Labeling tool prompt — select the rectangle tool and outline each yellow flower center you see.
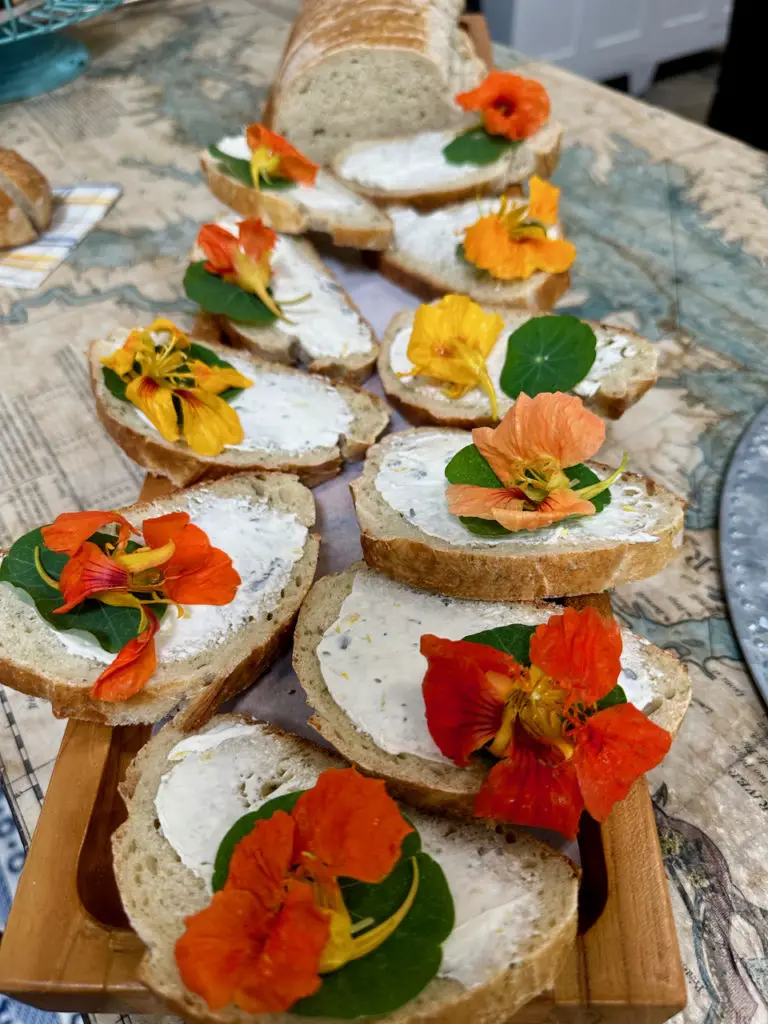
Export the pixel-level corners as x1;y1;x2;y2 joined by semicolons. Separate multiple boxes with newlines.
249;145;282;188
314;859;420;974
487;667;574;760
496;195;548;242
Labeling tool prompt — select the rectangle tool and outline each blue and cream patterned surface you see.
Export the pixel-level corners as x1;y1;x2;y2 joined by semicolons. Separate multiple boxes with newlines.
1;1;768;1022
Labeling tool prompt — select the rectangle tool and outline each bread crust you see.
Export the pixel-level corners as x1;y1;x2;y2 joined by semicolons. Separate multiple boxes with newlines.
201;159;393;251
350;429;686;601
0;148;53;248
376;311;660;427
89;338;389;487
0;475;320;726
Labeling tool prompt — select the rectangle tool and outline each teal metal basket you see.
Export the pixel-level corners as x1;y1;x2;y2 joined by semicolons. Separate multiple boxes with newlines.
0;0;122;103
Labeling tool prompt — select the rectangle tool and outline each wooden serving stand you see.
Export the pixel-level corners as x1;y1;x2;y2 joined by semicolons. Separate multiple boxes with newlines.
0;473;686;1022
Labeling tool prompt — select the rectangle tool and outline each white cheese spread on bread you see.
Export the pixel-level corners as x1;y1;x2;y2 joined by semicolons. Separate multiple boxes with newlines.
315;571;659;763
374;430;662;548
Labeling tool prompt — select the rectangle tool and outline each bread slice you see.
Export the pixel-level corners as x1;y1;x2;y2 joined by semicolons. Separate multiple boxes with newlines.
0;474;319;727
190;218;379;384
378;310;659;427
113;714;579;1024
292;565;691;816
201;140;393;250
90;333;390;488
331;122;562;211
379;198;570;310
270;0;485;165
350;428;686;601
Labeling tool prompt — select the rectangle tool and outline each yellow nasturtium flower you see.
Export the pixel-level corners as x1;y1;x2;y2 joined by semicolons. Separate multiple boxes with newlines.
400;294;504;418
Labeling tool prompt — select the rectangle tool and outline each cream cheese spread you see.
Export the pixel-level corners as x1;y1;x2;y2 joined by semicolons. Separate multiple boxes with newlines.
316;571;658;765
337;132;509;191
154;719;559;991
13;494;308;666
388;317;638;410
374;430;662;549
212;133;372;213
201;216;375;359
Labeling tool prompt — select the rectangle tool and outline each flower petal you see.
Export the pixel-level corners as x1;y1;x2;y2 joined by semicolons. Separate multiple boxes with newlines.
238;218;278;264
292;768;412;884
529;606;622;706
407;295;503;388
197;223;238;275
464;214;538;279
226;810;296;907
90;610;159;702
42;511;137;556
161;523;241;605
141;511;191;549
445;483;525;520
527;176;560;226
421;634;520;765
455;72;550;141
175;388;244;456
530;237;577;274
245;124;319;186
574;703;671;822
191;361;253;394
476;392;606;469
55;541;130;612
101;330;152;379
492;489;596;532
474;727;584;838
126;376;180;444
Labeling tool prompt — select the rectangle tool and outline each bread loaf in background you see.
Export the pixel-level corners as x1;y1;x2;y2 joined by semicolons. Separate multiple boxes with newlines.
0;149;53;249
270;0;486;165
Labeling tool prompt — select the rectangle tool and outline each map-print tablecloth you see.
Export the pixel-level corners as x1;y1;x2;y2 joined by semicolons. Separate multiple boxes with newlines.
1;2;768;1023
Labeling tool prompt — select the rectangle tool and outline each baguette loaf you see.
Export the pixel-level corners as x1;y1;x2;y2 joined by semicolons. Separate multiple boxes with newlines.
0;474;319;726
292;565;691;816
379;198;570;310
190;219;379;383
332;122;562;210
379;309;658;427
113;714;579;1024
0;148;53;249
270;0;485;165
351;428;685;601
90;334;389;488
201;141;393;250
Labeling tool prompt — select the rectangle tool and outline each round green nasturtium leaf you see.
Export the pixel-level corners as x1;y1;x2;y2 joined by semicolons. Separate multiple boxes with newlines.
565;462;612;514
0;529;166;653
595;684;628;712
208;145;253;187
500;315;597;399
183;261;278;326
212;792;454;1020
442;127;520;166
462;623;536;664
103;366;128;401
260;175;297;191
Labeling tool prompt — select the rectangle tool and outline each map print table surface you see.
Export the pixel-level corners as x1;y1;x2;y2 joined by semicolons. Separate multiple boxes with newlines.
1;3;768;1024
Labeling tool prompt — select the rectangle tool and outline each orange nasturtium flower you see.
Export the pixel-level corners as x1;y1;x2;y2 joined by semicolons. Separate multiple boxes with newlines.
455;71;550;141
197;217;287;320
421;607;672;838
38;510;241;702
401;295;505;419
245;122;319;188
176;769;416;1014
446;391;627;532
463;176;576;280
101;318;253;458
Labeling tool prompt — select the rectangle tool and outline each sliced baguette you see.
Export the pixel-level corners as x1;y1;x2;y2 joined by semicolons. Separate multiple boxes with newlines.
351;428;686;601
0;474;319;726
90;334;389;488
113;714;579;1024
379;198;570;310
378;310;658;427
331;122;562;211
292;565;691;817
201;145;393;250
190;220;379;384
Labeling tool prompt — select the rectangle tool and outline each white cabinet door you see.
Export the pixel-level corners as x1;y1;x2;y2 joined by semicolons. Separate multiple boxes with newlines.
648;0;727;61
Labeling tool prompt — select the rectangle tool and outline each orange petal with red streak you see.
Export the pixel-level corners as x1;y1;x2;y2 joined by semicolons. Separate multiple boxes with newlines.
445;483;526;520
573;703;671;822
42;511;136;556
55;541;129;613
492;489;595;532
421;634;521;766
474;728;584;838
455;72;550;141
292;768;412;884
529;606;622;705
91;611;159;702
198;223;238;274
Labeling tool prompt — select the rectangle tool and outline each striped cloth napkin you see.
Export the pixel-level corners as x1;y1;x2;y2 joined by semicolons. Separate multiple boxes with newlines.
0;184;121;290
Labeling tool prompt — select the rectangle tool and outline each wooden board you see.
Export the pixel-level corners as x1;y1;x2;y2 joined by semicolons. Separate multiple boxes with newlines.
0;483;686;1021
